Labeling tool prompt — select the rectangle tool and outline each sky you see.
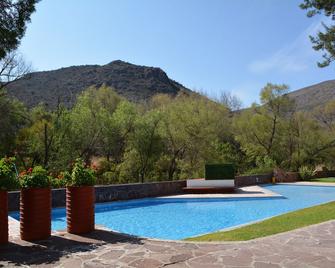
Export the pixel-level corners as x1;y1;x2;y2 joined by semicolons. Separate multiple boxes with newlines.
19;0;334;107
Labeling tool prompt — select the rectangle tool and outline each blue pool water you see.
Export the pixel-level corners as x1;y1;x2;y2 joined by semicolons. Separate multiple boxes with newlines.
10;184;335;240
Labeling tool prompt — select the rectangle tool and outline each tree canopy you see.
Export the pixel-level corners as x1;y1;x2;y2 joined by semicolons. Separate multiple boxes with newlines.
300;0;335;67
0;0;39;60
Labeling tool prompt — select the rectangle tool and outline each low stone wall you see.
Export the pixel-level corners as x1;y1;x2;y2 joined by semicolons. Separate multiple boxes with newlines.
235;173;273;187
313;170;335;178
8;180;186;212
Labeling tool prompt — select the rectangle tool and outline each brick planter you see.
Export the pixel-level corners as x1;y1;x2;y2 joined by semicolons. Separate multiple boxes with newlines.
66;186;95;234
0;191;8;244
20;188;51;241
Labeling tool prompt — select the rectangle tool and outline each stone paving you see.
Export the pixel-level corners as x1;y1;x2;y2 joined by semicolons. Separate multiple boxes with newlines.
1;220;335;267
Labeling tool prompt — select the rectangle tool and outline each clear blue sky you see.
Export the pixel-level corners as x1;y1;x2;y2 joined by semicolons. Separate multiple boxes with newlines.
19;0;334;107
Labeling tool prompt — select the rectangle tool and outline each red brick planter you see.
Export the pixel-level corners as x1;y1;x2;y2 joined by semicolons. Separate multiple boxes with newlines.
66;186;95;234
20;188;51;241
0;190;8;244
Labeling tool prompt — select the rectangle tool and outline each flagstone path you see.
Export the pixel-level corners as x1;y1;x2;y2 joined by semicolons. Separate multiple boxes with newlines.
1;220;335;267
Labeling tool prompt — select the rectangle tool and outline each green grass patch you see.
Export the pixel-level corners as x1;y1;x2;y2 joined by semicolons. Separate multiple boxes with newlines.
310;177;335;183
185;201;335;242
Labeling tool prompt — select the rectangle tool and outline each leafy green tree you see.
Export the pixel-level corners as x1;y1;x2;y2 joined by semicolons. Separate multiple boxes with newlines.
151;93;232;180
122;110;163;183
0;93;27;156
15;103;67;170
0;0;39;60
300;0;335;67
100;100;137;163
234;83;294;168
66;86;123;163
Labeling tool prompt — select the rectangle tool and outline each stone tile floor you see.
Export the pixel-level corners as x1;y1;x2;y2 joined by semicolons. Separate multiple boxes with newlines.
1;220;335;267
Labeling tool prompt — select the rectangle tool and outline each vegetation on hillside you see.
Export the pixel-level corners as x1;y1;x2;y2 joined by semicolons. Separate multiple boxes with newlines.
2;82;335;185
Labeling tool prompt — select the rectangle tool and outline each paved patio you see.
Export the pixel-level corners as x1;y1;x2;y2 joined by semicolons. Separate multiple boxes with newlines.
1;220;335;267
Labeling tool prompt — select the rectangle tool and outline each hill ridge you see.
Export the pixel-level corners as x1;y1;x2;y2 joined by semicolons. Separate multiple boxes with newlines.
7;60;190;109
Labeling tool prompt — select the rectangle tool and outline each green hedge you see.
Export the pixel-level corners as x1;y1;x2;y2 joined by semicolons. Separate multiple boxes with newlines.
205;164;235;180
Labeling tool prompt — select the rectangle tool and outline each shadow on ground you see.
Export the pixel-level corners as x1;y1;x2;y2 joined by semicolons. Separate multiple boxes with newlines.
0;229;144;267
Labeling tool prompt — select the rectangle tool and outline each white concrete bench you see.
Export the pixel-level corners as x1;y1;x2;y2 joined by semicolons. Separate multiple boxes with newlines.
186;178;235;188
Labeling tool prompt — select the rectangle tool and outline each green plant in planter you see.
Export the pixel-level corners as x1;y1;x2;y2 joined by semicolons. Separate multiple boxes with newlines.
0;157;18;191
20;166;50;189
51;171;71;188
68;159;96;187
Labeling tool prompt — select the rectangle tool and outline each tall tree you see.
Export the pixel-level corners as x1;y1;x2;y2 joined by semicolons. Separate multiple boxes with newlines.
234;83;294;166
0;0;39;60
0;93;27;155
300;0;335;67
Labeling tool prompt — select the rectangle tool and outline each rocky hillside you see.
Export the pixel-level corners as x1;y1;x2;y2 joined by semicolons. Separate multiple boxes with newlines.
6;60;190;109
286;80;335;111
6;59;335;111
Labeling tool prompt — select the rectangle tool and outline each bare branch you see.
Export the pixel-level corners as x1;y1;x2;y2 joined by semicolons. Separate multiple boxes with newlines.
0;51;32;90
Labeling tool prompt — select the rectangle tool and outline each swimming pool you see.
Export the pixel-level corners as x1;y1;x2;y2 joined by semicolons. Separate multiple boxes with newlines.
10;184;335;240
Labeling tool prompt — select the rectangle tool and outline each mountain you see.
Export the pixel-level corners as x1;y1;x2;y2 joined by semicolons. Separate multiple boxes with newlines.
6;60;191;109
286;80;335;111
6;59;335;111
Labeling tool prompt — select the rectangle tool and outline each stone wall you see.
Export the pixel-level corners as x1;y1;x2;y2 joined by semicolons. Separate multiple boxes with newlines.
273;169;300;182
8;180;186;212
313;170;335;178
235;173;273;187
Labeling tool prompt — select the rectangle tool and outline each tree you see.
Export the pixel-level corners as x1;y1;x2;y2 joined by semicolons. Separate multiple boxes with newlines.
150;93;232;180
127;111;163;183
234;83;294;167
218;92;242;111
300;0;335;67
0;0;39;60
100;100;137;163
0;93;27;156
65;86;123;163
16;103;67;170
0;51;31;91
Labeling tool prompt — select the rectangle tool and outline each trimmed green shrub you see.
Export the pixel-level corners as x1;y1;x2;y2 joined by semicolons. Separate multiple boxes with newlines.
205;164;235;180
20;166;50;189
299;166;315;181
0;157;18;191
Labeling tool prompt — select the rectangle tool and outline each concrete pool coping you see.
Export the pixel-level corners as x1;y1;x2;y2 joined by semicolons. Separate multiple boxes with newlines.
160;185;282;199
278;181;335;187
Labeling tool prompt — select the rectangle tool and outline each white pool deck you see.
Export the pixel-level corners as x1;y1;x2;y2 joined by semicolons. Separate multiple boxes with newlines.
163;185;282;199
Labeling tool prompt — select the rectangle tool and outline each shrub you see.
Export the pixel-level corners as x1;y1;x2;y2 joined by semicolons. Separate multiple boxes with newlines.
100;171;118;184
0;157;19;191
67;159;96;187
20;166;50;189
93;158;111;176
243;156;276;175
299;166;315;181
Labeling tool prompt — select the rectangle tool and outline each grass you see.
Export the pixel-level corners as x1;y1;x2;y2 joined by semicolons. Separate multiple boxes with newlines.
185;201;335;242
310;177;335;183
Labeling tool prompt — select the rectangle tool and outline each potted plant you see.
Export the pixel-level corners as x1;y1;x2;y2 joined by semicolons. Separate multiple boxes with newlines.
19;166;51;241
66;159;96;234
0;157;18;244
